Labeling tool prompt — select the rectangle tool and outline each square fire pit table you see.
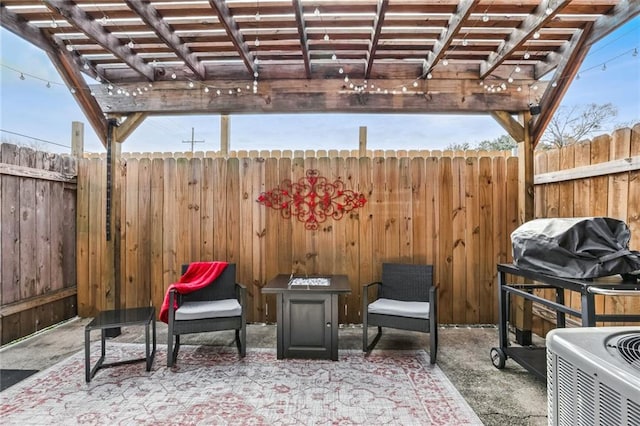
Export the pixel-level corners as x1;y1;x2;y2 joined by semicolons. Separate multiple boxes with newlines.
84;307;156;382
263;275;351;360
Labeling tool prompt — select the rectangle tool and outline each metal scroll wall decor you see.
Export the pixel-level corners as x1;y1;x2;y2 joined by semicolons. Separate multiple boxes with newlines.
257;169;367;230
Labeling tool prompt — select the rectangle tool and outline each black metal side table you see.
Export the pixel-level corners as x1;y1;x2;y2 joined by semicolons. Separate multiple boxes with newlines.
84;306;156;382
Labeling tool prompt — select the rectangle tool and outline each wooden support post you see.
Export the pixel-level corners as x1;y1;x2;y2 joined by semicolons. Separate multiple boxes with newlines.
105;119;123;329
514;110;535;345
71;121;84;157
220;114;230;155
359;126;367;157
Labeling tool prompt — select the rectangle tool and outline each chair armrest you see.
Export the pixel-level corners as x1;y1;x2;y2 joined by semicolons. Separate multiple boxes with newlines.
362;281;382;306
168;289;178;323
429;285;438;322
235;282;246;307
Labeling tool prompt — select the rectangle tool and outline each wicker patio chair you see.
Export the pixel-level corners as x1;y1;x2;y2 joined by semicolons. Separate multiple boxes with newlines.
166;263;246;367
362;263;438;364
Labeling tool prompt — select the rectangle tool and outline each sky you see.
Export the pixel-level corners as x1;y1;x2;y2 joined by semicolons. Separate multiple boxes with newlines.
1;17;638;155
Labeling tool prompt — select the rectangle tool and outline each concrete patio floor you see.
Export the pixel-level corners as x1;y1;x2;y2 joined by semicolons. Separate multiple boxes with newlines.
0;318;547;425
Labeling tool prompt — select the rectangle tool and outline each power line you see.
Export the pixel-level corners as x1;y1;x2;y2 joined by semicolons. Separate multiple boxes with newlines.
0;128;71;148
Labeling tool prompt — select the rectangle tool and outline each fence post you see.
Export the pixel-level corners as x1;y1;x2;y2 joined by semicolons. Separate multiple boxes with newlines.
221;114;230;156
71;121;84;157
359;126;367;157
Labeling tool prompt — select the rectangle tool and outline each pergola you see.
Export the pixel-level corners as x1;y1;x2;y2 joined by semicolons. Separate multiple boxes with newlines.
3;0;637;223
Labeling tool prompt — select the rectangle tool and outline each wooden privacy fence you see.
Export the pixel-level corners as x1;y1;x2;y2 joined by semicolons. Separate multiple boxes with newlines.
533;124;640;333
77;152;520;325
0;144;77;345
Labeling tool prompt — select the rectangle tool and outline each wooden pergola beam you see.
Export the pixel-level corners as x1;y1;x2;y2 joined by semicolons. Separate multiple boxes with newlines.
422;0;477;77
47;48;108;146
479;0;569;79
43;0;155;82
531;24;593;145
91;78;534;115
585;0;640;47
125;0;205;80
292;0;311;79
491;111;524;142
113;113;148;143
364;0;389;80
0;4;54;54
208;0;256;77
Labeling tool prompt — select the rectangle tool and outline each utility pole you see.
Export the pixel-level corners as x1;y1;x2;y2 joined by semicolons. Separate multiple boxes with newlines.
182;127;205;152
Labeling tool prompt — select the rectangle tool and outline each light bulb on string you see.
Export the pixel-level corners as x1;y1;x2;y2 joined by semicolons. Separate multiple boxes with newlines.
188;81;194;88
339;67;344;74
413;81;418;87
331;53;337;61
482;13;489;22
633;48;638;57
523;52;530;60
462;39;468;47
19;73;25;80
508;77;514;83
442;59;449;66
551;81;557;87
344;75;349;82
254;71;259;78
70;88;76;94
50;19;58;28
101;16;108;25
533;31;540;39
66;44;74;52
515;66;521;73
171;72;177;79
128;40;135;48
83;63;90;70
255;12;260;21
324;33;330;41
46;82;51;88
108;84;113;90
204;87;210;93
427;73;432;79
255;37;260;47
216;89;221;95
314;8;320;16
602;63;607;71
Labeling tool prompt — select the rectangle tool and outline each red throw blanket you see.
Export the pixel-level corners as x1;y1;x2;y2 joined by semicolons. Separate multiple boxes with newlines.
159;261;228;323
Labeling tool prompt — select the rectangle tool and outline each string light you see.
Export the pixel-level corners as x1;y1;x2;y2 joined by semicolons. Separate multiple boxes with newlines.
324;33;330;41
19;73;25;80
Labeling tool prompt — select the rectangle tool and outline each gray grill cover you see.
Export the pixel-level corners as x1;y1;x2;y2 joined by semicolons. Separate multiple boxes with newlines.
511;217;640;278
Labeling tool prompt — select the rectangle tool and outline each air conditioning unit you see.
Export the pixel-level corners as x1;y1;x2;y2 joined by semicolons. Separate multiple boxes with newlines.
547;327;640;426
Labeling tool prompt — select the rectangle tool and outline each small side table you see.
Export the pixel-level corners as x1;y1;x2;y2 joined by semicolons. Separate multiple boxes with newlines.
85;307;156;382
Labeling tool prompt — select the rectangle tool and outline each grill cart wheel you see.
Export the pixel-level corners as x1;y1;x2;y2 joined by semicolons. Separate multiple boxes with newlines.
490;347;506;369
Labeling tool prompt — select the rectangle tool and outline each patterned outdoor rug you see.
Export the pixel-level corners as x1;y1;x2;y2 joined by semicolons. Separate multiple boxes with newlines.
0;343;482;425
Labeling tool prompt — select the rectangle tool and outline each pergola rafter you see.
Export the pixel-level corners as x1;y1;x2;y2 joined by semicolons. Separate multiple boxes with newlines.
43;0;155;82
1;0;637;147
208;0;256;77
479;0;570;80
124;0;206;80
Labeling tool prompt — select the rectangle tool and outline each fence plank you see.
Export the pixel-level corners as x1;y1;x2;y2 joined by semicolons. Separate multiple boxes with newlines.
451;157;466;324
150;158;165;311
125;159;139;309
138;158;152;307
438;157;453;324
465;157;480;324
607;129;631;325
478;157;494;323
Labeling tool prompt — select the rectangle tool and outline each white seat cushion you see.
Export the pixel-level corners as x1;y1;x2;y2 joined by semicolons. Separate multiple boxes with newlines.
368;298;430;319
175;299;242;321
